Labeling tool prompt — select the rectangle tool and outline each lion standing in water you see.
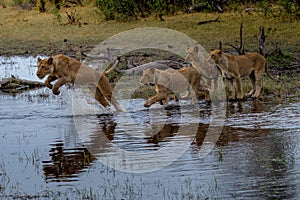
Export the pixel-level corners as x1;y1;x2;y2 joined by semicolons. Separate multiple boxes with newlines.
36;54;123;111
210;49;278;100
140;66;201;107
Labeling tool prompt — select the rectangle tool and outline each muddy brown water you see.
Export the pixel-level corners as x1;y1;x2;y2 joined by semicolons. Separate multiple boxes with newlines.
0;56;300;199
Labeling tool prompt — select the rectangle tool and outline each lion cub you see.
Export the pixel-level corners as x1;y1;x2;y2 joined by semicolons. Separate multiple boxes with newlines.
210;49;277;100
36;54;123;111
140;67;201;107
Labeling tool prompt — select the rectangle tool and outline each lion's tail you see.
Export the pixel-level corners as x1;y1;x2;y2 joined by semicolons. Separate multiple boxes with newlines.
104;57;120;75
265;63;279;81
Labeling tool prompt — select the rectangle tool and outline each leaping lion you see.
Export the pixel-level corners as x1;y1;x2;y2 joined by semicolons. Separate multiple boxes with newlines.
36;54;123;111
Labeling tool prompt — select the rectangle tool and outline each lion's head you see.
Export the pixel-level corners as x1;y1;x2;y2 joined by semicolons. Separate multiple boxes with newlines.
140;68;155;86
36;57;54;79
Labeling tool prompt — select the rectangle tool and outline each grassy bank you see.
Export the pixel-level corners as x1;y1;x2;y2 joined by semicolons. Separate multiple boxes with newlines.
0;2;300;98
0;3;300;57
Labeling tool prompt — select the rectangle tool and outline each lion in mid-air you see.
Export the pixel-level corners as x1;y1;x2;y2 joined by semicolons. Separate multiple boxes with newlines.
140;66;201;107
209;49;278;100
36;54;123;111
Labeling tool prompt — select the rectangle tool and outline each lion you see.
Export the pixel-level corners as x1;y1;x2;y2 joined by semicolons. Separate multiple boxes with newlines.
209;49;277;100
185;46;221;101
140;66;201;107
36;54;123;111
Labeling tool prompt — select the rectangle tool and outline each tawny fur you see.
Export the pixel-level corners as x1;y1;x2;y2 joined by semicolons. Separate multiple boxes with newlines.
210;49;277;100
140;67;201;107
36;54;123;111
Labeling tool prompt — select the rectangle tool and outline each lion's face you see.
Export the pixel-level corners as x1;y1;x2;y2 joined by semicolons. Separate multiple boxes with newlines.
36;57;54;79
140;68;155;86
209;49;224;64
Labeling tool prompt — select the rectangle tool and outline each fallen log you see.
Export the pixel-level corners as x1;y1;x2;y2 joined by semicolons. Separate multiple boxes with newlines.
0;76;45;93
197;17;220;25
115;60;186;75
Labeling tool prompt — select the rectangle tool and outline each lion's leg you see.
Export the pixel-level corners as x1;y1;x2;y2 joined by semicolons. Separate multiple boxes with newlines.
235;76;243;100
252;72;263;99
93;87;110;108
246;72;256;97
110;96;123;112
167;93;178;104
52;77;70;95
227;79;235;100
95;86;123;111
144;93;168;107
45;74;58;89
95;77;123;111
190;83;199;104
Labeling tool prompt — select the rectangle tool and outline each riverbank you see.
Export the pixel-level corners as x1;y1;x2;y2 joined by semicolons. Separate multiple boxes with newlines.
1;3;300;99
1;4;300;57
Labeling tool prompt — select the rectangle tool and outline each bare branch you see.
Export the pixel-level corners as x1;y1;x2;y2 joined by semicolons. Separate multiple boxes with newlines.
258;26;266;56
197;17;220;25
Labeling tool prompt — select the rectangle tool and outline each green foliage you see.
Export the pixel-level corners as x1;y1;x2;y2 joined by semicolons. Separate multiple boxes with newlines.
278;0;300;19
246;0;300;20
95;0;193;21
52;7;62;24
95;0;139;20
256;1;275;17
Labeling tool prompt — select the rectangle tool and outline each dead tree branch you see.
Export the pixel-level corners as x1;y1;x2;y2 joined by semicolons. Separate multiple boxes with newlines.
259;26;266;56
197;17;220;25
0;76;45;93
226;23;244;55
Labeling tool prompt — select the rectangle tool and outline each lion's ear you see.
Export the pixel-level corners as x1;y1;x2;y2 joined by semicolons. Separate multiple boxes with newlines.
210;48;215;52
48;57;53;65
218;50;224;55
37;57;42;63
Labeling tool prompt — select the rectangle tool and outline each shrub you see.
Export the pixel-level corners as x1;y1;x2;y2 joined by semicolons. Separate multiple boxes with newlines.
95;0;193;21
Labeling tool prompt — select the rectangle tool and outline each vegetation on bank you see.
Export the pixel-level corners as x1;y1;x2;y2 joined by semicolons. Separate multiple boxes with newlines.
3;0;300;21
1;2;300;56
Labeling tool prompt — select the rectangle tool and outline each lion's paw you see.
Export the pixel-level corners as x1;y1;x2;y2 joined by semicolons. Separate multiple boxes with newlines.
52;89;60;95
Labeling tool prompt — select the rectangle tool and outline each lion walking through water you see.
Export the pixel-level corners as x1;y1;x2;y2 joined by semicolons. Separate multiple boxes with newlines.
140;66;201;107
209;49;278;100
36;54;123;112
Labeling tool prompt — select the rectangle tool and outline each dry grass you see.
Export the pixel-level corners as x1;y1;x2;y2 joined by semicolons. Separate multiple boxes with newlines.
0;2;299;98
0;2;300;56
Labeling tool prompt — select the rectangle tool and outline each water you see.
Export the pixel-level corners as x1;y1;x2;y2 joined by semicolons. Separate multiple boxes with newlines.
0;56;300;199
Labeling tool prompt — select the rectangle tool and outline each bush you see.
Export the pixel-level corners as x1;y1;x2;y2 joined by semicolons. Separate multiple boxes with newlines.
94;0;300;21
95;0;193;21
95;0;138;20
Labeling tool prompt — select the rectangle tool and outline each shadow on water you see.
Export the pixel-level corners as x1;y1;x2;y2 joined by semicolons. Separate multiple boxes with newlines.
42;114;117;182
42;141;96;183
